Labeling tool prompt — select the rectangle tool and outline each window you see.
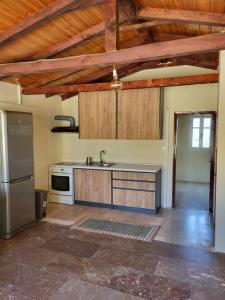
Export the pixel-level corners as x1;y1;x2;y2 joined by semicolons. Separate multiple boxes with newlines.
192;116;211;148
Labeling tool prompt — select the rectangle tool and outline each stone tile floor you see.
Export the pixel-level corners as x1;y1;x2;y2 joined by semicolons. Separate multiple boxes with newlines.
0;221;224;300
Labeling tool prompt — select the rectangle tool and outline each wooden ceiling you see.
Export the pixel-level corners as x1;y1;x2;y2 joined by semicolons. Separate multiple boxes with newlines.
0;0;224;99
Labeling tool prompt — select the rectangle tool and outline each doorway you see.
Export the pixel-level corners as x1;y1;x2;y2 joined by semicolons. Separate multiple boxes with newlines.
172;112;216;212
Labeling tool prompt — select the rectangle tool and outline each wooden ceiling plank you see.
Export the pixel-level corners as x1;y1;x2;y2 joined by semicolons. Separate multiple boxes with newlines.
105;0;119;51
22;73;219;95
32;2;134;61
0;0;99;47
33;21;105;60
138;7;225;27
0;32;225;76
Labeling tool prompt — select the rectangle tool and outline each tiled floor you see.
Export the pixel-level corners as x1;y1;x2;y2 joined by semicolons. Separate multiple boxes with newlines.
156;181;213;250
0;221;224;299
175;181;210;210
46;192;214;250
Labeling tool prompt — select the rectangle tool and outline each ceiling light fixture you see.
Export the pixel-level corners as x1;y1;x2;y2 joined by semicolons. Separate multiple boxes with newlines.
158;58;175;66
111;65;123;90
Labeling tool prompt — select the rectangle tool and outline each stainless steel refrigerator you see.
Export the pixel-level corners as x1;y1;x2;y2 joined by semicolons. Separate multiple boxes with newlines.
0;111;35;239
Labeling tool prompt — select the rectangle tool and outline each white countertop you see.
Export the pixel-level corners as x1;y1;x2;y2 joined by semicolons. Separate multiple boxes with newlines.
50;162;161;173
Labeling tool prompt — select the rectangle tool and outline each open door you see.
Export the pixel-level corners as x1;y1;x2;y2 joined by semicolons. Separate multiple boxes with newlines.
172;111;217;214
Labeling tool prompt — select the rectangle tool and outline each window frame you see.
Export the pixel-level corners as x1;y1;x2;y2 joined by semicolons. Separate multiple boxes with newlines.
191;115;212;149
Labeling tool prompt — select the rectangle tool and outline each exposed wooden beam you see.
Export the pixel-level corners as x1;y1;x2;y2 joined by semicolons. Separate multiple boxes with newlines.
60;59;183;100
32;4;132;60
105;0;119;51
0;0;98;47
1;33;225;76
33;22;105;60
120;0;136;20
59;57;218;100
25;34;149;91
179;57;218;70
152;33;192;42
120;20;171;32
138;7;225;27
46;37;152;98
70;0;104;11
22;73;218;95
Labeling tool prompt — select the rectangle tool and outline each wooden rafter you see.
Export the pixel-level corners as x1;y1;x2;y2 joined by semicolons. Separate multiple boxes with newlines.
0;0;102;47
105;0;119;51
47;56;219;100
60;60;183;100
33;22;105;60
138;7;225;27
48;55;218;100
0;32;225;76
22;73;219;95
120;20;172;32
24;34;150;91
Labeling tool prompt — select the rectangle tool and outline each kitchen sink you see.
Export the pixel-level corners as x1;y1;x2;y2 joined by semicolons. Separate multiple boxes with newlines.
97;163;114;167
81;162;114;167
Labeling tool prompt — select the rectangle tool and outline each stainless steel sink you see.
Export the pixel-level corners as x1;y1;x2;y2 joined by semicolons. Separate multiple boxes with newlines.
81;162;114;167
97;163;114;167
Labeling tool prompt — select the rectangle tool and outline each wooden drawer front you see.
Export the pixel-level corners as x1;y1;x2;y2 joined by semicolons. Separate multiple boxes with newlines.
113;180;155;191
113;171;155;182
113;189;155;209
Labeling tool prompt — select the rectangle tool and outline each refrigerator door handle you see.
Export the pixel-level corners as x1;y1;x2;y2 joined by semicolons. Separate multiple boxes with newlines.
9;176;34;184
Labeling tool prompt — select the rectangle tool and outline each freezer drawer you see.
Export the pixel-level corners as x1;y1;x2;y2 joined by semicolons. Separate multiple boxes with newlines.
3;177;35;234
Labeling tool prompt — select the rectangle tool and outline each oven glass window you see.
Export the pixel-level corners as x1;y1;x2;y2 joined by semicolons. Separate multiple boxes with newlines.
51;175;70;191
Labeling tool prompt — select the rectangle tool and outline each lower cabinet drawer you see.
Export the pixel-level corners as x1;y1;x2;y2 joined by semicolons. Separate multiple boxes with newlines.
113;180;155;191
113;189;155;209
113;171;155;182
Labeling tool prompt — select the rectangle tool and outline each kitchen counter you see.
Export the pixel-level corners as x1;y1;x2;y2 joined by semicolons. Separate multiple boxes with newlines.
50;162;161;173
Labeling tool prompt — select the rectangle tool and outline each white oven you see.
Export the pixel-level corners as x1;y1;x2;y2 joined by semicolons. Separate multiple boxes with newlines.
49;165;74;205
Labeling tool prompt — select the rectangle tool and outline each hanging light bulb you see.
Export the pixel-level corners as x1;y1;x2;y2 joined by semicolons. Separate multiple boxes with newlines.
111;65;122;90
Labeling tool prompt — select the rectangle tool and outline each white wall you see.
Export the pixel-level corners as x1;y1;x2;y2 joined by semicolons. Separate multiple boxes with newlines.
0;82;62;190
22;95;63;190
215;50;225;253
176;115;211;183
61;66;219;208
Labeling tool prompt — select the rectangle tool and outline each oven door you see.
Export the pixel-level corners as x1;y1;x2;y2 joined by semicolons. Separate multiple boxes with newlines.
49;172;73;196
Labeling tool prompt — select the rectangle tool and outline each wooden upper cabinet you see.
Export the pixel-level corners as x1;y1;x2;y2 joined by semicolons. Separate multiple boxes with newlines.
117;88;162;140
79;90;116;139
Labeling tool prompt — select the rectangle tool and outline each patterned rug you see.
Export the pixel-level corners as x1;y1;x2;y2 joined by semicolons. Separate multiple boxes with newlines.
70;216;161;242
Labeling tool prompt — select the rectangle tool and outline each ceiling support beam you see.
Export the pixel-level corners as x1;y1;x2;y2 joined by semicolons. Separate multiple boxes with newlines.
138;7;225;27
120;20;171;32
0;32;225;76
22;73;218;95
105;0;119;51
59;61;183;100
24;34;149;91
0;0;99;47
33;22;105;60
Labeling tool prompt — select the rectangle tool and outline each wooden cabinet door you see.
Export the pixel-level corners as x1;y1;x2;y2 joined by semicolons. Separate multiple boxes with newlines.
79;91;116;139
74;169;92;201
74;169;111;204
92;170;111;204
118;88;161;140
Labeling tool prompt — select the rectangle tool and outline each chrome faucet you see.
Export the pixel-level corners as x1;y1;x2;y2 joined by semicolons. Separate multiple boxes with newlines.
100;150;106;166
